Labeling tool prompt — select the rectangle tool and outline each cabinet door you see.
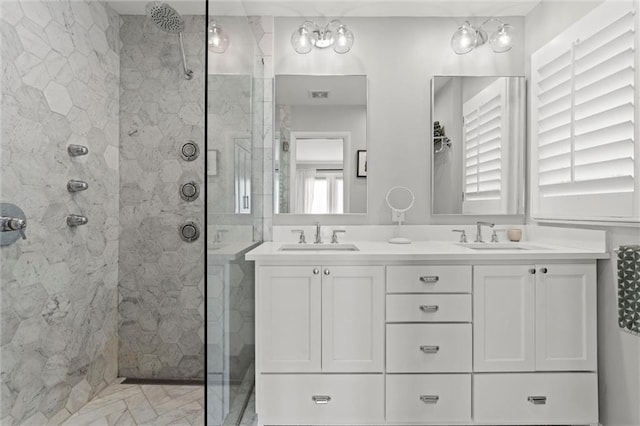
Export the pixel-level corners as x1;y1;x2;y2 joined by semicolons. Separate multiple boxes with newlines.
535;263;597;371
474;265;535;372
258;266;321;372
321;266;384;372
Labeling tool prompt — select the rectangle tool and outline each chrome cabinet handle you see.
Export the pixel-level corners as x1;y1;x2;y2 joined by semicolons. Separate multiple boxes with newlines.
323;269;330;275
419;276;439;283
419;345;440;354
313;268;320;275
419;305;439;313
312;395;331;404
420;395;439;404
540;267;548;274
529;268;536;274
528;396;547;405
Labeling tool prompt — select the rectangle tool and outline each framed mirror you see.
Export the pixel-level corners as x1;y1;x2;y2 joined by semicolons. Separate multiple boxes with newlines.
274;75;367;215
431;76;525;216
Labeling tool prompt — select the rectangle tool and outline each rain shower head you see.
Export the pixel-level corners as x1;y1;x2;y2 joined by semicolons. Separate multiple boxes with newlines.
145;1;193;80
146;1;185;33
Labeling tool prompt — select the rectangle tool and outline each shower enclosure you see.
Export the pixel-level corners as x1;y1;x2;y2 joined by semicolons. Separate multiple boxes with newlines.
0;0;265;423
205;7;268;424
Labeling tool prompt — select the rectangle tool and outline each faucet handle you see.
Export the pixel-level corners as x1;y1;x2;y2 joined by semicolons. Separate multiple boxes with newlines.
452;229;467;243
331;229;346;244
291;229;306;244
491;229;499;243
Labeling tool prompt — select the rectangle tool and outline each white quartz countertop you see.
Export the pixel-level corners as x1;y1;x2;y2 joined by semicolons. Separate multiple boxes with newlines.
245;240;609;263
207;241;261;263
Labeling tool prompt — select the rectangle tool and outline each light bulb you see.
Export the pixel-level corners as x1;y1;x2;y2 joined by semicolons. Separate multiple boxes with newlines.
333;25;354;54
489;23;514;53
291;25;312;54
208;22;229;53
450;21;477;55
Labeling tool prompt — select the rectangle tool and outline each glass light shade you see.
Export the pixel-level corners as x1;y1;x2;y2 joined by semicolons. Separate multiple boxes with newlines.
333;25;354;54
291;25;312;54
208;22;229;53
489;23;515;53
450;22;477;55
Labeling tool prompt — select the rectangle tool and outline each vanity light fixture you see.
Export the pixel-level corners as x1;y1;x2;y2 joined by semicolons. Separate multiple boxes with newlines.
450;18;514;55
291;20;354;54
208;21;229;53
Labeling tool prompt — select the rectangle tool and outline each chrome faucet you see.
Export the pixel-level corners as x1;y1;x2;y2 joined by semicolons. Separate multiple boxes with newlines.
475;221;495;243
314;222;322;244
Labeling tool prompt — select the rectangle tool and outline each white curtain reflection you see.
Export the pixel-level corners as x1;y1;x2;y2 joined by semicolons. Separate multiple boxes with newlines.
293;168;316;213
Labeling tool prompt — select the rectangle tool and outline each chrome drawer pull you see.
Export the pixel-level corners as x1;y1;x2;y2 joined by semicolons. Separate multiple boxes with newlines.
420;395;439;404
419;276;439;283
419;345;440;354
528;396;547;405
419;305;439;313
312;395;331;404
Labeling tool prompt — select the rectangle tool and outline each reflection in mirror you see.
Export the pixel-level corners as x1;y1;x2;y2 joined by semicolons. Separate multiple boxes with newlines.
207;75;252;215
431;76;525;215
274;75;367;215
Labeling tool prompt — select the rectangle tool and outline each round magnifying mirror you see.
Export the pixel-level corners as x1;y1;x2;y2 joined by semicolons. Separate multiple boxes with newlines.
385;186;415;244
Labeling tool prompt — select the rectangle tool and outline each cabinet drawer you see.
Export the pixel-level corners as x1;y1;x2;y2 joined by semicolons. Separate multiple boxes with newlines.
387;265;471;293
474;373;598;424
386;324;472;372
260;374;384;425
387;294;471;322
386;374;471;423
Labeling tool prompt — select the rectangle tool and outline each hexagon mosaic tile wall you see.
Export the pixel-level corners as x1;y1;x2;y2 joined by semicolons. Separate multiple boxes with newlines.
118;15;206;380
0;1;120;424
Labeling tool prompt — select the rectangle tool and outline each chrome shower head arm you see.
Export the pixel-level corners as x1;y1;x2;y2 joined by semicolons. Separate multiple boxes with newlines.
178;32;193;80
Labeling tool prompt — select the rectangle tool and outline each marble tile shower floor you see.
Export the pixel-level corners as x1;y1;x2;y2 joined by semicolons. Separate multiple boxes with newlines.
61;378;204;425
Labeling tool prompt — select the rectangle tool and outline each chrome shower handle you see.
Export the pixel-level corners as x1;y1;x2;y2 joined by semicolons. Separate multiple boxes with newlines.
1;216;27;239
67;215;88;227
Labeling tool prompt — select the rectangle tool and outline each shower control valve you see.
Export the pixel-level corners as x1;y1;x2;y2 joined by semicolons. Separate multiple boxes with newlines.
67;180;89;193
68;144;89;157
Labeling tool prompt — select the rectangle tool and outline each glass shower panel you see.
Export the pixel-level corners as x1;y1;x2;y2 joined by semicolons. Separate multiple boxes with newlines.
206;6;265;425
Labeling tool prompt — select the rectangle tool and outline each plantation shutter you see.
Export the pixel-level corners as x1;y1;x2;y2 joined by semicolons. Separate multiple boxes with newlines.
462;79;509;214
531;1;639;222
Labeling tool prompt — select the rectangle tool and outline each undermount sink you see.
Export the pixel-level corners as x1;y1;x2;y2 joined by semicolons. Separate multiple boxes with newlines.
456;242;533;250
279;243;360;251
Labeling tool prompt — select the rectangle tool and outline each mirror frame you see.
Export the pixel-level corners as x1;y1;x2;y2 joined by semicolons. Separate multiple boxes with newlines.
273;74;369;216
430;75;526;217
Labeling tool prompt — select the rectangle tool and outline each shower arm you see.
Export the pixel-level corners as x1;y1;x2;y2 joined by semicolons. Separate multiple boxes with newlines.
178;32;194;80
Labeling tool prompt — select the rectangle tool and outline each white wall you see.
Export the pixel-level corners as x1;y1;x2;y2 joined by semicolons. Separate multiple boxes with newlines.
525;2;640;426
273;16;526;225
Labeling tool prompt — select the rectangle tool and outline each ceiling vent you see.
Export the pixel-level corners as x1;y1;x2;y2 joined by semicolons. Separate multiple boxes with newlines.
310;91;330;99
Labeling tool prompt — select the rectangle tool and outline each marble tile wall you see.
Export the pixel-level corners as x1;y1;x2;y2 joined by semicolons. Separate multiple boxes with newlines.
118;15;205;380
0;0;120;423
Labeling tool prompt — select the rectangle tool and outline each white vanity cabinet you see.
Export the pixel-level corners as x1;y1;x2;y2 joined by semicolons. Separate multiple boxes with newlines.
473;263;598;424
249;238;605;426
385;265;473;424
258;265;384;373
473;263;597;371
256;265;385;425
